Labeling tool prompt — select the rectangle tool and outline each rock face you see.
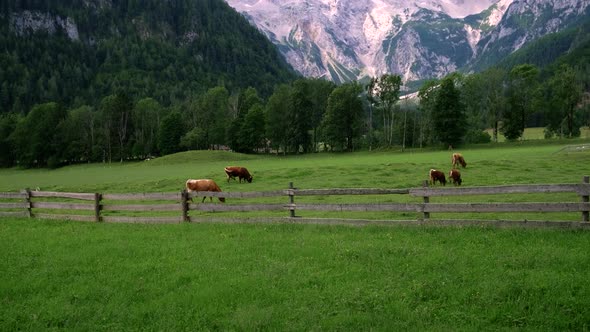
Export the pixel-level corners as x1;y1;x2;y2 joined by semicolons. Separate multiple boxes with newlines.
471;0;590;70
10;10;80;40
225;0;589;82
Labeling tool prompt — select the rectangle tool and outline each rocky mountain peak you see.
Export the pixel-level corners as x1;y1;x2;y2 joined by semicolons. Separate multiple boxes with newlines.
225;0;589;84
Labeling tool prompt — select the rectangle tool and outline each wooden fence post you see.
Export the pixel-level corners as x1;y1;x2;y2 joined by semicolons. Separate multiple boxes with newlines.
289;182;296;218
22;188;32;218
94;193;102;222
422;180;430;220
181;190;189;222
583;176;589;222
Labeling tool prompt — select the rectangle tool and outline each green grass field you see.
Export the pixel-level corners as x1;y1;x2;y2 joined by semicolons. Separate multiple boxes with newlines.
1;218;589;330
1;141;590;330
486;126;590;141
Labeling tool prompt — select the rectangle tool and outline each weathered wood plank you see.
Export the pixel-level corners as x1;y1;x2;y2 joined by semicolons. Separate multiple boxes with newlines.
188;216;289;224
189;203;285;212
186;190;286;199
30;191;96;200
410;184;582;197
294;188;410;196
101;204;181;212
184;216;590;229
0;192;25;199
284;217;590;229
0;202;29;209
576;182;590;195
34;213;96;222
290;203;418;212
31;202;95;210
422;202;590;213
101;216;181;224
101;193;180;201
0;211;29;217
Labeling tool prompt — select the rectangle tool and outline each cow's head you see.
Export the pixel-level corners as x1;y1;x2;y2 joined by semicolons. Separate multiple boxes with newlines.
246;175;253;183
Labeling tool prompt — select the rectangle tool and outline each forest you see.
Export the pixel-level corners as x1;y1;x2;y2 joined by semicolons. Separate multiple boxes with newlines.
0;1;589;168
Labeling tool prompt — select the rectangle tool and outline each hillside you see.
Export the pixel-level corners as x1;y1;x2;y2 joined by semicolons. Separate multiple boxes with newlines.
225;0;589;84
485;16;590;73
0;0;297;114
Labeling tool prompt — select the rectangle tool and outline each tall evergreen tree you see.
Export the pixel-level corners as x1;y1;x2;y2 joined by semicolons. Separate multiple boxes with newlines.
287;80;313;153
132;98;162;157
158;111;184;155
503;64;540;140
0;113;18;167
431;76;466;147
240;104;266;153
417;79;439;147
322;82;364;151
265;84;292;154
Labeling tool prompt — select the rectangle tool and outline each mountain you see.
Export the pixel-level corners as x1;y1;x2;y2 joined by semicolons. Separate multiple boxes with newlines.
492;16;590;71
0;0;297;114
224;0;589;83
469;0;590;71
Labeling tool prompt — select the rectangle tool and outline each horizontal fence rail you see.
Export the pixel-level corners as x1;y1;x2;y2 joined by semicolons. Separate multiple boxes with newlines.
0;176;588;228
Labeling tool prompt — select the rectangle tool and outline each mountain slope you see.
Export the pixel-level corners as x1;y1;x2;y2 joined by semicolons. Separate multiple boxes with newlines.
225;0;509;82
492;16;590;71
0;0;297;113
225;0;589;83
470;0;590;71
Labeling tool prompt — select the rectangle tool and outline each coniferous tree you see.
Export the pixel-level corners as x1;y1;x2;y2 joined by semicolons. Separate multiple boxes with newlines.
322;82;364;151
417;79;439;147
132;98;162;157
158;111;184;155
0;113;18;167
287;80;313;153
431;76;466;147
240;104;266;153
503;64;540;140
265;84;292;154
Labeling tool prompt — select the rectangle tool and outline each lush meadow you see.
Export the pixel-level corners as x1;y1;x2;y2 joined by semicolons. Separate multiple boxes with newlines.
1;140;590;330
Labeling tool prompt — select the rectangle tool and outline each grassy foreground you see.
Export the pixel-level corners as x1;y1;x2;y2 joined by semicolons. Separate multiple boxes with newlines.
1;141;590;330
1;218;589;330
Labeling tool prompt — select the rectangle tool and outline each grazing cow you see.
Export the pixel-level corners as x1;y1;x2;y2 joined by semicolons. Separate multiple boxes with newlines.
185;179;225;203
451;153;467;168
224;166;253;183
429;169;446;186
449;169;462;186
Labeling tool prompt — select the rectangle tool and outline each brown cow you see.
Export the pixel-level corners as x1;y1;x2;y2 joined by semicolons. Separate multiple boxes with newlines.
451;153;467;168
429;169;446;186
185;179;225;203
224;166;253;183
449;169;462;186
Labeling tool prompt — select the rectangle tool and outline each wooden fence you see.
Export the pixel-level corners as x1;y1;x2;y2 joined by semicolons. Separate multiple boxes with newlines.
1;176;589;229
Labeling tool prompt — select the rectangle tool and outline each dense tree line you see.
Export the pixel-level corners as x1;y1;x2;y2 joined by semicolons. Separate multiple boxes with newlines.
0;60;588;168
0;1;589;168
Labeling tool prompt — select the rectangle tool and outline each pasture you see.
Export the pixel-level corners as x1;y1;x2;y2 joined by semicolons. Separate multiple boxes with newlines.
486;126;590;142
1;141;590;330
